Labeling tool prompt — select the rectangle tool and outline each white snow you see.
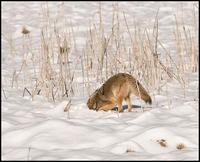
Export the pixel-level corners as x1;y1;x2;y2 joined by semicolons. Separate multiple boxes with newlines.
2;1;199;160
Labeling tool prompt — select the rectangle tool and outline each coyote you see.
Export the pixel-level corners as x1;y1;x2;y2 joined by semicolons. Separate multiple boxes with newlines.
87;73;152;112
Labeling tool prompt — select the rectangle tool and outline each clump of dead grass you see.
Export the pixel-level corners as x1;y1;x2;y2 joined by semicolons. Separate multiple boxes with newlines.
176;143;186;150
157;139;168;147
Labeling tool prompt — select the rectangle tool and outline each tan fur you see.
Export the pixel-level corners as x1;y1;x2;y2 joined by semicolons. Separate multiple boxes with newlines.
87;73;152;112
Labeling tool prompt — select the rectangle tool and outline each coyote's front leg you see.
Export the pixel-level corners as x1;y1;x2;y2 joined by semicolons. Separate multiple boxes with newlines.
117;96;124;113
99;102;115;111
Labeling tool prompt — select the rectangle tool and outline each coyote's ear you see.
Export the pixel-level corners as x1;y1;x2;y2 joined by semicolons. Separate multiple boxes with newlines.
98;92;107;101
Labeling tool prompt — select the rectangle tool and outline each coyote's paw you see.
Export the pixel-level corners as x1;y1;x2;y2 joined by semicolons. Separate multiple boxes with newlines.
128;109;132;112
118;109;124;113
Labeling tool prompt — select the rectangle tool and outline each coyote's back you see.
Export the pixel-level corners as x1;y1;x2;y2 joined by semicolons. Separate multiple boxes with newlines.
87;73;152;112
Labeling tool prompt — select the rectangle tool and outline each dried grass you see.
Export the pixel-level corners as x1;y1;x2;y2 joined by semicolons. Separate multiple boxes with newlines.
3;2;198;102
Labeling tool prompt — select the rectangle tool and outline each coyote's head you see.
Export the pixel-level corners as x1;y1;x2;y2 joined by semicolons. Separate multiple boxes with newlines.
87;89;110;111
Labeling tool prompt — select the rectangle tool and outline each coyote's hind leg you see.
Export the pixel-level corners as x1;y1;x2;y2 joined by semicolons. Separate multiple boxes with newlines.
125;96;132;112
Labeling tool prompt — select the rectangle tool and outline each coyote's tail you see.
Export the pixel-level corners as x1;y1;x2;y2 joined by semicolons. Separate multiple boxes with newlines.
131;78;152;104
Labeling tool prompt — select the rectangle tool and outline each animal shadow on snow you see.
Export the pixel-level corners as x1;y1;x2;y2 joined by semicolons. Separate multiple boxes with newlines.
112;104;151;111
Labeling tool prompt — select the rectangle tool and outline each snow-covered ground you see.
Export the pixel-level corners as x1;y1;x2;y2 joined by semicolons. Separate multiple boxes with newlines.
2;1;199;160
